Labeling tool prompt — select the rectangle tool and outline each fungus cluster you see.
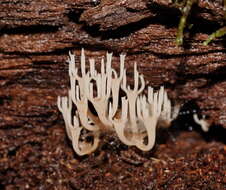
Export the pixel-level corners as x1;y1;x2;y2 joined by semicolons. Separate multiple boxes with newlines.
57;49;177;155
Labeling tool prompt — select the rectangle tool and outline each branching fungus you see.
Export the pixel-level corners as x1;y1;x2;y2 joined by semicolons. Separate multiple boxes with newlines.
57;49;177;155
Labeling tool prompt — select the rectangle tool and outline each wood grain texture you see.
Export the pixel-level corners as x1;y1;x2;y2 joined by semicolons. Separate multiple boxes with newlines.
1;0;225;128
0;1;225;188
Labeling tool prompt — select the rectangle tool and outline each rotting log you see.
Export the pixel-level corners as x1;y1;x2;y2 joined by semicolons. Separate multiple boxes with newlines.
0;0;225;188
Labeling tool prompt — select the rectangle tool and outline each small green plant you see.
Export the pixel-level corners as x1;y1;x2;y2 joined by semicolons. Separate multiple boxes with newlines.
203;26;226;45
175;0;226;46
176;0;197;46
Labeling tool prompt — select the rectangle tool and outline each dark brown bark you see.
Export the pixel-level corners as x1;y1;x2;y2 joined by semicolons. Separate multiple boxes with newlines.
1;0;225;127
0;0;225;189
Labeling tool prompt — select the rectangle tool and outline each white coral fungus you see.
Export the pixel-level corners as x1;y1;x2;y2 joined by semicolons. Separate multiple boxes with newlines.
57;49;175;155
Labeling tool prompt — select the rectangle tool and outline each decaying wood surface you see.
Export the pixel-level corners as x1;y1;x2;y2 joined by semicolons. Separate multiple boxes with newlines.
0;0;226;189
1;0;225;129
